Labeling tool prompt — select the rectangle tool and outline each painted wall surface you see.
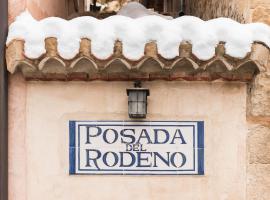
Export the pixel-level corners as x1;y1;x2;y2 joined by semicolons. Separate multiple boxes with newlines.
8;0;67;24
26;0;67;20
8;0;26;23
8;74;27;200
9;78;248;200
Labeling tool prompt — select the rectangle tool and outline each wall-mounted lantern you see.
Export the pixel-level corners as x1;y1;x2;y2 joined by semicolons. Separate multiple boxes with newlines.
126;81;150;119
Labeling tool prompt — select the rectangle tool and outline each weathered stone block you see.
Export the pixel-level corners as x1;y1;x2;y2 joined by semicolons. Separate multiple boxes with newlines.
251;0;270;8
248;164;270;200
248;74;270;117
252;6;270;25
248;124;270;164
250;44;269;72
186;0;248;23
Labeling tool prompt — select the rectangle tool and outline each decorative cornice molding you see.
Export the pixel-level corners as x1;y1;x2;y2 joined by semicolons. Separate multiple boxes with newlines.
6;38;269;81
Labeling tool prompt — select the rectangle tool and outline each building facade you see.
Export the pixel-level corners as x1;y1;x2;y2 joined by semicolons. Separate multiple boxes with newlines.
1;0;270;200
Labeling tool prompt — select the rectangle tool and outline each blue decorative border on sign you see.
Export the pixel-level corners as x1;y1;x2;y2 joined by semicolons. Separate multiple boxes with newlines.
197;121;204;175
69;120;205;175
69;121;76;175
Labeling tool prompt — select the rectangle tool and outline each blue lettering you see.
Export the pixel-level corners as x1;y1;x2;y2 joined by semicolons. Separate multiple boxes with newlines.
103;129;118;144
170;129;187;144
85;126;102;144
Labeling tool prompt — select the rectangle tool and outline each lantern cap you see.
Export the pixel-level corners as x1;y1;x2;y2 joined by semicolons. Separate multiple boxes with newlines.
126;81;150;96
126;88;150;96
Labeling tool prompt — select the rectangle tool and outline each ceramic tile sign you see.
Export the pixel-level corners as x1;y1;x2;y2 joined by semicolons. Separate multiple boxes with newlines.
69;121;204;175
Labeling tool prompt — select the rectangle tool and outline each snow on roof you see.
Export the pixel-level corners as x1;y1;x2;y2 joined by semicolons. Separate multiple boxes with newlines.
6;11;270;61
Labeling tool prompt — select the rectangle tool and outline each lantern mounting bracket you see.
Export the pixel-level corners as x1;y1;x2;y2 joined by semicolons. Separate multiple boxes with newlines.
134;80;142;88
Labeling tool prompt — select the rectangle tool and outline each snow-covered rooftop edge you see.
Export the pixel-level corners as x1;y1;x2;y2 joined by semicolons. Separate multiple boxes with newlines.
6;11;270;61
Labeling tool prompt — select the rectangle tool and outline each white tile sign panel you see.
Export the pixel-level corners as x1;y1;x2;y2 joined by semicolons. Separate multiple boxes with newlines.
69;121;204;175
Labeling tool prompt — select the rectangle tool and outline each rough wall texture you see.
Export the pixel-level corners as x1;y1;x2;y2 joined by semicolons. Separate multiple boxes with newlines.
186;0;250;23
247;124;270;200
251;0;270;24
247;1;270;200
247;55;270;196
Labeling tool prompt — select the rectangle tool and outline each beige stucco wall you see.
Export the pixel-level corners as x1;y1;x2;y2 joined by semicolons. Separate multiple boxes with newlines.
9;77;248;200
8;75;27;200
26;0;67;20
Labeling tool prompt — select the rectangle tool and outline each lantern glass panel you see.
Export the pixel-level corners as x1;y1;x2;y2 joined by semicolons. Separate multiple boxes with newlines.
138;91;146;101
128;91;137;102
137;101;146;115
129;101;137;115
